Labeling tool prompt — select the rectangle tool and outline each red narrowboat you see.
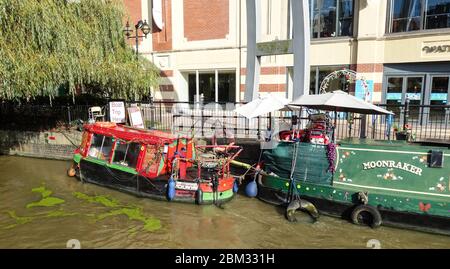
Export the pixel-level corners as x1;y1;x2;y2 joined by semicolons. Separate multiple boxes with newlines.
67;122;242;205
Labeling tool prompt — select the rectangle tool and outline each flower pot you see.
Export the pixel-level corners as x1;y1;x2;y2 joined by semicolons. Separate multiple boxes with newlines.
395;132;410;141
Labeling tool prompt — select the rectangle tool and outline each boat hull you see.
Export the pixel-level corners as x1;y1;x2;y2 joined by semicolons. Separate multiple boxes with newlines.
74;158;234;205
257;173;450;236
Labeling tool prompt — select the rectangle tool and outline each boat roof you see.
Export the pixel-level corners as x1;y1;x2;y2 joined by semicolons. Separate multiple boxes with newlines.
84;122;184;144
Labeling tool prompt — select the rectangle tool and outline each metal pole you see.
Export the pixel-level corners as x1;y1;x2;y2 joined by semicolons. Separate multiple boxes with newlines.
135;26;139;60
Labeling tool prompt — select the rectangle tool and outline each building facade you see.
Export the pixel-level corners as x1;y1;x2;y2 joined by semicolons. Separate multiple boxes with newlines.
123;0;450;108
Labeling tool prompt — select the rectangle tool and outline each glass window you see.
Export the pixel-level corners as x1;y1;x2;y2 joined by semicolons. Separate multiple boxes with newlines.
388;0;450;32
310;66;350;94
87;134;113;161
188;71;236;103
112;141;141;168
218;73;236;103
425;0;450;29
310;0;354;38
386;77;403;116
406;77;423;120
430;76;450;121
390;0;422;33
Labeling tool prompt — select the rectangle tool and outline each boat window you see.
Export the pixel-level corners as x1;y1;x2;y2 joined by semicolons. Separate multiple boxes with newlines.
142;144;161;174
112;141;141;168
87;134;113;161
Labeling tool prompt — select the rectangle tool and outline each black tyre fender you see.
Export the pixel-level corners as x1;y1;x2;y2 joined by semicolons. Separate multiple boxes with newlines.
351;204;382;228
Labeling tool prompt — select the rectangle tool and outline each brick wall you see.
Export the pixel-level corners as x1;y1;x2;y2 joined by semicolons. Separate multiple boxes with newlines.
183;0;229;41
152;0;172;51
0;130;82;160
122;0;143;45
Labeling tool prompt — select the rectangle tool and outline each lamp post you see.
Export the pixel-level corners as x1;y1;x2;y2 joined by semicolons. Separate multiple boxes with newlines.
123;19;151;59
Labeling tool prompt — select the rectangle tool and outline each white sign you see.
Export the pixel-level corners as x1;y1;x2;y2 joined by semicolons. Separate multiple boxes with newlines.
109;101;126;123
175;181;198;191
127;107;145;129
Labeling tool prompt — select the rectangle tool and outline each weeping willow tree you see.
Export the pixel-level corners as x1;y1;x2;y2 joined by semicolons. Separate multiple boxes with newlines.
0;0;159;103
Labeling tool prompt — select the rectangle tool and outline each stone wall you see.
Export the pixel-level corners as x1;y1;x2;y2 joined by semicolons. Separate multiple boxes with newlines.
0;130;82;160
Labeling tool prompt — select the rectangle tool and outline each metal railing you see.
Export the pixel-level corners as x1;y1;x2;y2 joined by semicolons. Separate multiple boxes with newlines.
1;101;450;142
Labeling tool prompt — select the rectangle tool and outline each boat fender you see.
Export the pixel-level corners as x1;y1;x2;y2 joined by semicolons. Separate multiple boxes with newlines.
245;179;258;198
351;204;382;228
167;176;176;201
195;188;203;205
233;178;239;193
67;163;76;177
285;199;320;222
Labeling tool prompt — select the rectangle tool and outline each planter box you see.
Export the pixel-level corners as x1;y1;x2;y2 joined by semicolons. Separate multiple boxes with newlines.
395;132;410;141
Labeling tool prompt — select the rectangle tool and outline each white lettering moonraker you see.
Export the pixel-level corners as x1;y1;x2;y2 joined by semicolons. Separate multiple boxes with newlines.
362;160;422;176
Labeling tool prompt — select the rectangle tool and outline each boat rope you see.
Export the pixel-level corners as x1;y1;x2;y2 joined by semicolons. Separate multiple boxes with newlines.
287;141;301;203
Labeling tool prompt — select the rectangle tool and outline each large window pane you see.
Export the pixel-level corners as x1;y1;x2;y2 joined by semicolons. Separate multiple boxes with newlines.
218;73;236;103
406;77;423;120
316;66;350;93
425;0;450;29
339;0;353;36
188;71;236;103
386;77;403;116
310;0;353;38
391;0;422;32
87;134;113;161
113;141;141;168
430;76;450;121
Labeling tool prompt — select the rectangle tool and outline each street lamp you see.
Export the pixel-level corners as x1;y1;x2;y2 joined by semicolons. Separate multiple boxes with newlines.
123;19;151;59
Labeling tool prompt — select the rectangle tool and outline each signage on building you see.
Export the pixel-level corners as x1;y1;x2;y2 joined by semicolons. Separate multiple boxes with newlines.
422;45;450;53
422;41;450;56
108;101;126;123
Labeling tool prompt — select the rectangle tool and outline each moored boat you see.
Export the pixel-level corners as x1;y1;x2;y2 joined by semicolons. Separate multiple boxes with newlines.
68;122;242;205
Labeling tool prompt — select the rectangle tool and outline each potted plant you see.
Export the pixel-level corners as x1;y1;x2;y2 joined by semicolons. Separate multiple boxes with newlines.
394;124;412;141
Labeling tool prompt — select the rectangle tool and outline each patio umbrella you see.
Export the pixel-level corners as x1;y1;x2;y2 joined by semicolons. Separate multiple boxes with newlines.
235;93;290;119
290;90;393;115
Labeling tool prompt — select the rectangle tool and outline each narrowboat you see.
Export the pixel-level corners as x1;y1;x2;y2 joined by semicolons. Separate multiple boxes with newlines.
67;122;242;205
233;91;450;235
244;114;450;235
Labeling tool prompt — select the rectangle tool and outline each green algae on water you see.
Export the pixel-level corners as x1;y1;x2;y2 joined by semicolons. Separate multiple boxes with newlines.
74;192;161;232
26;185;65;208
45;210;78;218
3;211;33;229
73;192;120;208
97;207;161;232
26;197;65;208
31;186;52;198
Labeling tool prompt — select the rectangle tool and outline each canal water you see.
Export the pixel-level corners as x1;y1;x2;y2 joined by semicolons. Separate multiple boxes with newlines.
0;155;448;249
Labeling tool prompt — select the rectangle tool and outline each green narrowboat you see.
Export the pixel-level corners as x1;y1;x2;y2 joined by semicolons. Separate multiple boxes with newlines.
256;138;450;235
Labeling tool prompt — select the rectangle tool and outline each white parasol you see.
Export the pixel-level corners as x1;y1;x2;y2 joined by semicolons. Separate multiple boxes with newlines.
234;93;290;119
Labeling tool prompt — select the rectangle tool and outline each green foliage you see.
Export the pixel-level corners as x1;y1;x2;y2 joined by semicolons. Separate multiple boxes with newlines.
0;0;159;102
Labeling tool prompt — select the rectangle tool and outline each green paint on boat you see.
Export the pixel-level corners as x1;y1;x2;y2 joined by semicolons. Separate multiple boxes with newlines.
72;192;120;208
73;153;82;164
202;189;234;202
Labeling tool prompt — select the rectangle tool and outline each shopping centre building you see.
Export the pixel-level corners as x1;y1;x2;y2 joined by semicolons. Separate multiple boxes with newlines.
124;0;450;109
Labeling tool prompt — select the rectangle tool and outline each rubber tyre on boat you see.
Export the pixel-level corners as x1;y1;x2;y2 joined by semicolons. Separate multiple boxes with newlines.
351;204;382;228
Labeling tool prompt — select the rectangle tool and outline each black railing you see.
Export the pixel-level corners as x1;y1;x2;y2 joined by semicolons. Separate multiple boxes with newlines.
1;101;450;142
